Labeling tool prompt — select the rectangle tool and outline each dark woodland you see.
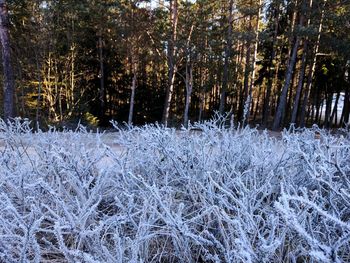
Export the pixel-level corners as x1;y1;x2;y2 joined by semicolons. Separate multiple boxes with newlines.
0;0;350;130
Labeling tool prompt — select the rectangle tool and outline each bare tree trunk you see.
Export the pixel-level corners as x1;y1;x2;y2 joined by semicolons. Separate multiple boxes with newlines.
68;44;76;118
128;64;137;126
54;62;60;121
273;0;306;130
59;85;63;120
331;90;340;126
290;0;314;125
219;0;233;115
183;23;194;127
162;0;178;127
341;87;349;125
34;51;42;128
324;88;332;128
183;61;193;127
315;90;322;124
45;54;57;121
241;34;252;122
272;39;300;130
299;0;326;127
231;41;241;113
198;61;206;122
291;40;308;124
98;34;105;119
0;0;14;120
285;71;297;124
245;0;261;124
253;85;263;121
263;1;281;127
17;66;25;116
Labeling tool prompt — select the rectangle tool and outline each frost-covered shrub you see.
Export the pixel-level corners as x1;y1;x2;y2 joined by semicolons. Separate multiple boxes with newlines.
0;118;349;262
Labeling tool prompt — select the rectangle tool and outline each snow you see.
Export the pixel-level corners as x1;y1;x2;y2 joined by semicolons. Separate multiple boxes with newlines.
0;118;349;262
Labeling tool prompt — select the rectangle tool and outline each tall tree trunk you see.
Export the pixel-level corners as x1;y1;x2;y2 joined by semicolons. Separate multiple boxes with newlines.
324;87;332;128
54;62;60;121
183;24;194;128
263;1;281;127
34;51;42;128
340;70;350;125
245;0;261;124
253;85;263;121
198;59;206;122
310;86;317;123
17;65;25;116
45;54;57;121
315;89;322;124
128;64;137;126
291;40;308;124
299;0;326;127
331;90;340;126
184;61;193;127
273;0;306;130
198;66;206;122
290;0;313;125
98;34;105;119
162;0;178;127
231;41;241;113
272;40;300;130
68;44;76;118
241;30;252;122
0;0;14;120
341;87;349;125
286;72;297;123
219;0;233;115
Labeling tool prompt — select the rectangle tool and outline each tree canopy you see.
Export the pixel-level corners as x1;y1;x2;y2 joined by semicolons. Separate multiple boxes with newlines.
0;0;349;129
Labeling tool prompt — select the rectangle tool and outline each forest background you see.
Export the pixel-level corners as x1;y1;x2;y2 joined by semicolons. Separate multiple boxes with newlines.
0;0;349;130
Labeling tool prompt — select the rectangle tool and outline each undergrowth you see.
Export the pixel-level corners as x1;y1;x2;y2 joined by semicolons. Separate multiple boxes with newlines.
0;118;349;263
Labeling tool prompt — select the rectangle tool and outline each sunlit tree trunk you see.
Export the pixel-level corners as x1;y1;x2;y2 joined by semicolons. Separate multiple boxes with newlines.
67;44;76;118
162;0;178;126
34;51;42;127
45;54;58;121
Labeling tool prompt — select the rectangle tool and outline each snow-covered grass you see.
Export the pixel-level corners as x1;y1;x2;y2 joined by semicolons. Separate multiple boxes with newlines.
0;118;349;263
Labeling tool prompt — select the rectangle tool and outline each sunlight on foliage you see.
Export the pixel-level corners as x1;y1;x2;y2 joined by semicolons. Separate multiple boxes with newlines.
84;112;100;126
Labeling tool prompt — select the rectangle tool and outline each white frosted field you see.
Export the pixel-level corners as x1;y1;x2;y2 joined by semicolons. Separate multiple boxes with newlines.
0;118;349;263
